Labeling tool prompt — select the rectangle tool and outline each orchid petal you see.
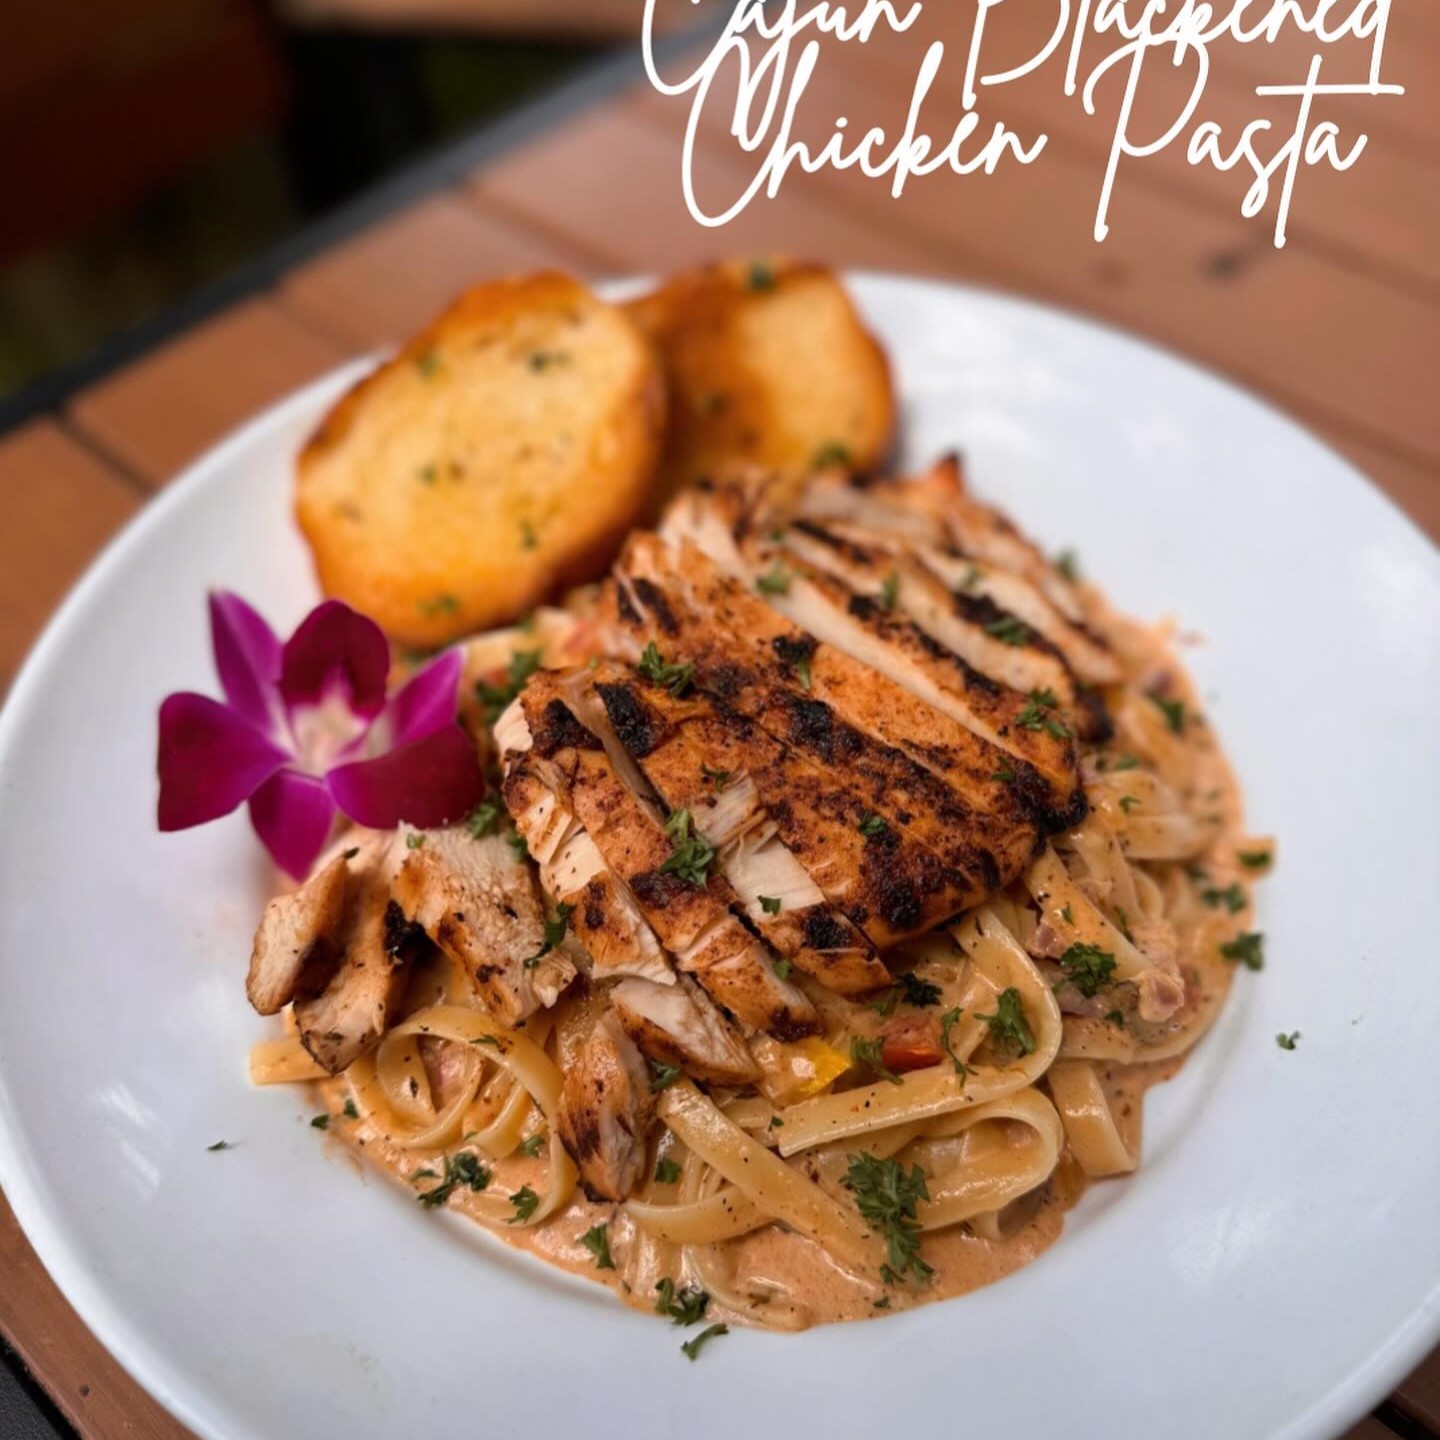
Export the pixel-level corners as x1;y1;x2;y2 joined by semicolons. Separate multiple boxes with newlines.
326;724;484;829
279;600;390;721
381;649;464;748
209;591;282;734
157;693;288;831
248;770;338;880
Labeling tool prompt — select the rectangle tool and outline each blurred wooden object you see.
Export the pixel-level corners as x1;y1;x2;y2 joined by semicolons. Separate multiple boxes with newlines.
0;0;287;267
279;0;713;40
0;4;1436;1436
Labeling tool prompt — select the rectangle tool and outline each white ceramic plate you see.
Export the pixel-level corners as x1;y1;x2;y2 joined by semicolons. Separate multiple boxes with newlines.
1;275;1437;1440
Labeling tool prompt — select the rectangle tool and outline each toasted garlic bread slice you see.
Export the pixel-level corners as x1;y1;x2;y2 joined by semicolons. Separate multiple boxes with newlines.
297;272;666;645
627;259;894;505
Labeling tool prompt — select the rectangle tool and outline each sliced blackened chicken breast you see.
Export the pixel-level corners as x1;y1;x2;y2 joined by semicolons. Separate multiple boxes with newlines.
610;975;758;1085
518;676;820;1039
247;850;350;1015
294;836;418;1074
593;665;888;993
805;455;1091;628
392;823;574;1025
590;661;978;966
611;531;1085;835
498;699;676;987
649;500;1084;799
557;1010;655;1201
772;523;1081;709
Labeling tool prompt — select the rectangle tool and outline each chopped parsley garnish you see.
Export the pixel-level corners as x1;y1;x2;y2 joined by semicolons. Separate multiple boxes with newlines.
465;799;503;838
406;831;427;850
658;808;716;888
977;987;1036;1055
418;1152;492;1208
896;971;942;1007
1220;932;1265;971
858;813;888;838
1148;693;1187;734
418;593;459;617
746;260;776;291
637;641;695;696
812;440;853;469
648;1059;683;1092
991;763;1015;783
418;463;437;485
507;830;530;861
579;1223;615;1269
1275;1031;1300;1050
983;615;1032;646
939;1006;969;1078
342;1098;360;1120
520;518;538;550
1060;903;1074;924
1055;548;1081;582
1058;943;1117;997
416;349;441;378
1016;697;1072;739
1030;686;1061;709
311;1114;330;1130
680;1323;729;1360
759;894;783;915
773;957;793;980
655;1157;682;1185
879;570;900;611
1108;754;1141;772
1202;882;1246;914
768;1115;784;1130
508;1185;541;1223
475;648;543;725
207;1140;231;1152
1113;904;1134;940
756;564;792;596
527;349;569;371
1118;794;1140;814
1104;1010;1126;1028
841;1153;932;1283
1238;849;1272;869
525;902;574;968
849;1035;902;1085
655;1278;711;1324
517;1133;546;1158
701;764;732;789
957;564;982;592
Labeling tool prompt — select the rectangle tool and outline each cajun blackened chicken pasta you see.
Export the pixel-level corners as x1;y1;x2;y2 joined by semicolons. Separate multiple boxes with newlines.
247;455;1270;1332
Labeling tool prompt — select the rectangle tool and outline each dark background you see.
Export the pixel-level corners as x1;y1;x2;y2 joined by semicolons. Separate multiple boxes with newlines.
0;0;608;403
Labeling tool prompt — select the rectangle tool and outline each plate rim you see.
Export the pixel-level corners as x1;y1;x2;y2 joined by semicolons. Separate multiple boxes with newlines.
0;270;1436;1440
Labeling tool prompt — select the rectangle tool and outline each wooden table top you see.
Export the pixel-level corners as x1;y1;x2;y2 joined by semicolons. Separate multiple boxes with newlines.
0;8;1435;1439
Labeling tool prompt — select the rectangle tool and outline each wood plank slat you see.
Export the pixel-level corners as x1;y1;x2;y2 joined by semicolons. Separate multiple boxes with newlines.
66;298;347;488
842;3;1440;294
0;420;141;690
627;62;1440;470
1393;1344;1440;1433
468;105;985;280
277;193;604;353
0;1191;194;1440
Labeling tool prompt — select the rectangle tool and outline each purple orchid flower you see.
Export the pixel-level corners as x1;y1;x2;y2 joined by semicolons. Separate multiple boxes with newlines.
157;592;484;879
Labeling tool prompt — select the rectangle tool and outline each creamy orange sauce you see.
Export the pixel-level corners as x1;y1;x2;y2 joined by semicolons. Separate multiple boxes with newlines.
314;1074;1078;1326
283;591;1266;1334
